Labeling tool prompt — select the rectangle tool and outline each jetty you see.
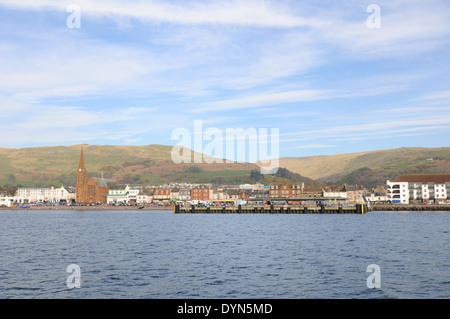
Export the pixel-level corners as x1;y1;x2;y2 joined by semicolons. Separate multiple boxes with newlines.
175;204;368;214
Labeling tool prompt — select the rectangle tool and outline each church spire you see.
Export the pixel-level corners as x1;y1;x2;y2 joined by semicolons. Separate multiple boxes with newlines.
76;145;87;203
78;145;85;170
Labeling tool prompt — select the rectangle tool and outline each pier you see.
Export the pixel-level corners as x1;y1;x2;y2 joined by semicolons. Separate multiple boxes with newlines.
175;204;368;214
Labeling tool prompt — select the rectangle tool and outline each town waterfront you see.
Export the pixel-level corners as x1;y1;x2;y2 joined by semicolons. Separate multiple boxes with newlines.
0;209;448;299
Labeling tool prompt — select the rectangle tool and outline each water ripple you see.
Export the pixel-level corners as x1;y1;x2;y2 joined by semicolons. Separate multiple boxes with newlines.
0;210;448;298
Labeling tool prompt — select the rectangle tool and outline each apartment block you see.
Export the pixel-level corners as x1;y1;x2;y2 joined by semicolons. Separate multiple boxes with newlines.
387;174;450;204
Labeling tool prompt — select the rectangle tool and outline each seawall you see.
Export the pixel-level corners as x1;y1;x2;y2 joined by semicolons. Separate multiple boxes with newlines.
370;204;450;211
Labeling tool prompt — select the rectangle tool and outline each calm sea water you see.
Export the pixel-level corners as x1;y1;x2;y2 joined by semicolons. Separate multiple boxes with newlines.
0;210;448;299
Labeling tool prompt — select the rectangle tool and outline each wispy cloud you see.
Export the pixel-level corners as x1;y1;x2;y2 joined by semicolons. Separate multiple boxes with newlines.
314;0;450;58
294;117;450;137
278;112;450;146
415;90;450;101
0;0;449;154
0;0;323;27
196;89;330;112
195;85;404;112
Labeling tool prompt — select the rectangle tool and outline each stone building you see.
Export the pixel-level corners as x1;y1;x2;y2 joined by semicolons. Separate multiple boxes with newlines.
75;146;118;203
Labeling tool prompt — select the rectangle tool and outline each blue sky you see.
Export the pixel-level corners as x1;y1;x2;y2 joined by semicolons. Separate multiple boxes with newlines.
0;0;450;160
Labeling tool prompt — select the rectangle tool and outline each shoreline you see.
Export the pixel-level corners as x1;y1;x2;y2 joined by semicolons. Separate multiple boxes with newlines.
2;204;450;211
0;205;173;211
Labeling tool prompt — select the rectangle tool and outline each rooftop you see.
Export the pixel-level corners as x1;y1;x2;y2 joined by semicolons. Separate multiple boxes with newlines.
392;174;450;184
92;177;118;188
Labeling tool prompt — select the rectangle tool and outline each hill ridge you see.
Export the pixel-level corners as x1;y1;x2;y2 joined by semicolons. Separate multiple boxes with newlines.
0;145;449;188
275;146;450;187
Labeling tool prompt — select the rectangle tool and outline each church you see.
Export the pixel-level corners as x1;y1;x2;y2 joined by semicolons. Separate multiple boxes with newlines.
75;146;118;203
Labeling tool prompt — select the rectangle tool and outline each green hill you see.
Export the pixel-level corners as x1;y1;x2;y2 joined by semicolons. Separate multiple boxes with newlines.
275;147;450;188
0;144;259;187
1;145;449;189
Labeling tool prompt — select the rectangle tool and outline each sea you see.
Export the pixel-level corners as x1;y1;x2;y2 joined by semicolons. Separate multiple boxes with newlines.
0;209;448;299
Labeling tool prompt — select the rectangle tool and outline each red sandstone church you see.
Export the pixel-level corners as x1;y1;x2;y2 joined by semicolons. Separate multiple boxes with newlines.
75;146;118;203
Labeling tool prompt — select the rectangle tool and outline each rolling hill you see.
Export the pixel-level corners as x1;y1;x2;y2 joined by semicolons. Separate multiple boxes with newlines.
275;147;450;188
0;144;260;187
0;145;449;188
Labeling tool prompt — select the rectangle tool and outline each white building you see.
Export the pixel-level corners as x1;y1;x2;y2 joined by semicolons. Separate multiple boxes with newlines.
239;183;265;190
323;186;348;199
107;185;130;204
386;181;409;204
366;192;388;203
16;187;52;203
57;187;76;203
136;194;152;204
127;188;140;203
107;185;141;204
211;188;229;200
0;197;12;207
387;174;450;204
16;186;75;203
177;188;191;201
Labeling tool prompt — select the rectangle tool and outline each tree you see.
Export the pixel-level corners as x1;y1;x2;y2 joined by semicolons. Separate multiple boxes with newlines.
6;185;18;196
250;170;264;182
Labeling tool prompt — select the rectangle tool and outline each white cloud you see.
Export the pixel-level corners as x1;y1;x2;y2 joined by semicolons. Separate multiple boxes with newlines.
0;0;322;27
195;85;404;112
0;38;179;100
197;89;330;112
1;0;449;152
0;101;172;146
9;104;156;131
280;116;450;144
313;0;450;58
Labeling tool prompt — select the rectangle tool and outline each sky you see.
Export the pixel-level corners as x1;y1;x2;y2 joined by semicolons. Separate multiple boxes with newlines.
0;0;450;161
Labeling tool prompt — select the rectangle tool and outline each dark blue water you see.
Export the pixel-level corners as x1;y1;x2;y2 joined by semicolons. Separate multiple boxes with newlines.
0;210;448;299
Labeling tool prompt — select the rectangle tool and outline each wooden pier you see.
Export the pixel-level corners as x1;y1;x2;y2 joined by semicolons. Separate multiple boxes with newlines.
174;204;368;214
